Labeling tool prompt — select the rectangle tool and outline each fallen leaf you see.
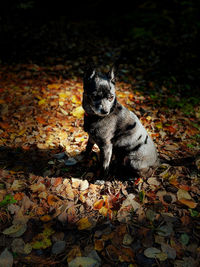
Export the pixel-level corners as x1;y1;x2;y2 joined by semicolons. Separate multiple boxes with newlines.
164;144;178;151
123;233;133;245
68;257;99;267
156;223;173;237
31;234;52;249
94;239;104;251
40;215;52;222
119;247;135;262
180;233;190;246
179;198;197;209
65;183;75;201
53;177;63;187
47;195;60;206
30;183;46;192
77;217;92;230
161;243;176;260
156;252;168;261
67;246;82;263
0;248;13;267
93;199;104;210
11;180;26;191
3;223;27;237
38;99;46;105
177;189;192;200
14;192;24;201
144;247;161;258
72;106;84;118
36;116;46;124
48;83;62;89
79;180;89;191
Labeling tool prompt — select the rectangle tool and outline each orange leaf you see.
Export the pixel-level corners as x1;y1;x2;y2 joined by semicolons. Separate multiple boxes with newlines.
36;206;46;215
93;199;104;210
165;126;176;134
178;185;190;191
179;198;197;209
14;192;24;201
40;215;52;222
47;83;62;89
36;116;46;124
79;193;86;203
21;145;30;151
0;122;9;129
47;195;60;206
53;177;62;187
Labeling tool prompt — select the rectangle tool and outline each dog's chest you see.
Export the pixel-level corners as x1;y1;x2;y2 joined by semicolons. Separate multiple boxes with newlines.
84;115;115;143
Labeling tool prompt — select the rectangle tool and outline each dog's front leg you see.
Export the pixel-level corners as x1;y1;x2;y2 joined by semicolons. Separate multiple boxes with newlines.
85;136;95;156
99;143;113;178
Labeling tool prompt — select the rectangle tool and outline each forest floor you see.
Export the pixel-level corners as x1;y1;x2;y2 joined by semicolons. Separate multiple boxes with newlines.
0;12;200;267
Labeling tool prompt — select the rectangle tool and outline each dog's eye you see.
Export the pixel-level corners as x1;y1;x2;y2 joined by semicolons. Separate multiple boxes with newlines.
108;95;114;102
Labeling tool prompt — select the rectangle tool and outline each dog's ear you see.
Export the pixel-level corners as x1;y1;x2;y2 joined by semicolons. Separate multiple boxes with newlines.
108;66;115;84
84;59;96;81
84;68;96;80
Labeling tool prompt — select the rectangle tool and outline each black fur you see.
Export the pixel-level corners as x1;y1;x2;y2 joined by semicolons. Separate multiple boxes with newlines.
82;66;159;178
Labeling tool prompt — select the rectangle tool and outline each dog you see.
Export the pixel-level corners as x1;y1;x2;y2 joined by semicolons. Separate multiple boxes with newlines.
82;65;159;178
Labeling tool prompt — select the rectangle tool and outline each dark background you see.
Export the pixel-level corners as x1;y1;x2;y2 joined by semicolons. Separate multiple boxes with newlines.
0;0;200;97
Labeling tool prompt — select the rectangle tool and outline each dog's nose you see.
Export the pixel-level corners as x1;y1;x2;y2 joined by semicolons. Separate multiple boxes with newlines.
101;109;109;115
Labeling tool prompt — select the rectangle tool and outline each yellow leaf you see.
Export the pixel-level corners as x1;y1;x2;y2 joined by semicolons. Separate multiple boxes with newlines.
99;206;108;217
59;101;64;106
79;193;86;203
65;183;74;201
67;246;82;263
71;95;81;104
156;123;163;129
72;106;84;118
47;84;61;89
38;99;46;105
18;129;26;136
31;234;52;249
146;116;152;121
77;217;92;230
59;92;71;99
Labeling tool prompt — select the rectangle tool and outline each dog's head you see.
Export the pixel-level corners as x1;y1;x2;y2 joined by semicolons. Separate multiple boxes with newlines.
83;67;116;116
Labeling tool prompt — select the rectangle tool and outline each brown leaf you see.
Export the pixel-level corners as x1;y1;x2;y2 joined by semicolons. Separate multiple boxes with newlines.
94;239;104;251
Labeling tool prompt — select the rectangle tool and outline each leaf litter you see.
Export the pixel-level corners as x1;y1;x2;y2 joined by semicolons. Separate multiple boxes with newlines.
0;61;199;266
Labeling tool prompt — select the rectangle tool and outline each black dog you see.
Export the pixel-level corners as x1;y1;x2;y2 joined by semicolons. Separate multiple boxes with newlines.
82;66;159;178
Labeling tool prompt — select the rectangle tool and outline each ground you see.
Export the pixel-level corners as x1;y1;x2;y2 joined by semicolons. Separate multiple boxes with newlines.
0;3;200;266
